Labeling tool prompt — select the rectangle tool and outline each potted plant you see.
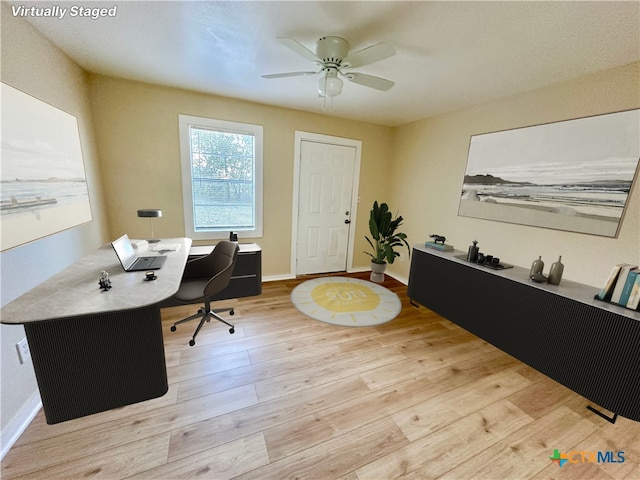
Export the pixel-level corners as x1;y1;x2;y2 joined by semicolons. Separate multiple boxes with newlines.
364;201;410;282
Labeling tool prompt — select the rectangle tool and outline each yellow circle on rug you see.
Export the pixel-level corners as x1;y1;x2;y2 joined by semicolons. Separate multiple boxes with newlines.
290;276;402;327
311;282;380;313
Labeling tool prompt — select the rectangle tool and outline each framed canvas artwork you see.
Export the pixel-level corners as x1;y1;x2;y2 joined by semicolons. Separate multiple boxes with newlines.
1;83;92;251
458;109;640;237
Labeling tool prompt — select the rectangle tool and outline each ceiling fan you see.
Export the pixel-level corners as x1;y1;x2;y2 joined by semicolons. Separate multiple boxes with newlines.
262;36;396;101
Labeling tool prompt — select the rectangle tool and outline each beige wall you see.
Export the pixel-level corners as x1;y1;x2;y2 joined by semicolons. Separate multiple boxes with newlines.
1;4;108;450
388;62;640;288
63;62;640;285
88;75;393;277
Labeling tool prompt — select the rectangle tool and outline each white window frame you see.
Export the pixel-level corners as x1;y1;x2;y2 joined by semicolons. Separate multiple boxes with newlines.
178;114;263;240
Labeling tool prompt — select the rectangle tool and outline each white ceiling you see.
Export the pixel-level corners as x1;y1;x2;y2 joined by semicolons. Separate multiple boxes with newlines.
11;1;640;126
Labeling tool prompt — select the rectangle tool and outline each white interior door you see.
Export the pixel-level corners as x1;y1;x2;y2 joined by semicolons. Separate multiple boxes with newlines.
296;140;357;275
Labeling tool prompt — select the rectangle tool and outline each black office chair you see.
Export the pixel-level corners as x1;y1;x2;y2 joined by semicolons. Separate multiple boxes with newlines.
170;240;239;346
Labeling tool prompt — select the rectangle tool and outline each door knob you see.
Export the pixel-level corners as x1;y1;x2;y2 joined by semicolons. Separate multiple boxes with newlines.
344;219;351;224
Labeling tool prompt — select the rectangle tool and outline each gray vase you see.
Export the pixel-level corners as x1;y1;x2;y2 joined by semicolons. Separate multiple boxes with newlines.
548;256;564;285
530;256;544;276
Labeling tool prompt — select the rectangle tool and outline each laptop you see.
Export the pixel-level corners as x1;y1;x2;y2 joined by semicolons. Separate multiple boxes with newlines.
111;234;167;271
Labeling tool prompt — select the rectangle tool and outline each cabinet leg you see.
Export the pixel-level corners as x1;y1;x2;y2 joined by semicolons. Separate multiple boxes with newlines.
586;405;618;424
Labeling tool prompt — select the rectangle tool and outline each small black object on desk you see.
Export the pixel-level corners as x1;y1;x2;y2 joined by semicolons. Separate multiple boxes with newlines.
145;271;157;281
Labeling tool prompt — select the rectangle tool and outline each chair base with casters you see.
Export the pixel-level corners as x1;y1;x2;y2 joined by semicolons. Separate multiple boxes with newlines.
170;299;235;346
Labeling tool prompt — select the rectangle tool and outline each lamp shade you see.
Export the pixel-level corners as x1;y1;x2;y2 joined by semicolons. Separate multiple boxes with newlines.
318;71;343;98
137;209;162;218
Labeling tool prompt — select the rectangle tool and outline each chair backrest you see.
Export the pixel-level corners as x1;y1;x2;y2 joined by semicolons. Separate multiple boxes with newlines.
181;241;239;298
203;241;239;297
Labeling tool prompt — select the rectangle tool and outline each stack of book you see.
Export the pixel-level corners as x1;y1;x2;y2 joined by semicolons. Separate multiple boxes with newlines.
596;263;640;310
424;241;453;252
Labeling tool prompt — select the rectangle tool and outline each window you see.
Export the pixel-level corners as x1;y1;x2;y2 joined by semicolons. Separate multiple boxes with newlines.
179;115;263;239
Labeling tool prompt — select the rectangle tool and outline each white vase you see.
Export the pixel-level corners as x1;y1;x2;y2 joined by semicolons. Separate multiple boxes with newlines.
370;261;387;283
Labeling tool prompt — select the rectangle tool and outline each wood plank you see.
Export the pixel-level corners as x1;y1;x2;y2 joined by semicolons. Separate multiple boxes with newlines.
264;377;438;462
129;433;269;480
237;418;410;480
167;376;371;462
176;342;345;402
3;434;170;480
254;344;407;402
356;400;533;479
2;385;257;477
13;387;179;444
439;406;599;480
393;368;532;441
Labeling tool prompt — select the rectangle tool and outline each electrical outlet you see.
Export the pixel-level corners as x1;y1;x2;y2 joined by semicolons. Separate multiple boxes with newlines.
16;338;30;364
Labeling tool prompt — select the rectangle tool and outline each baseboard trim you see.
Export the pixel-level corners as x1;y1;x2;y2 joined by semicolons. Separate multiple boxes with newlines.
262;270;408;285
262;273;296;282
386;271;409;285
1;392;41;460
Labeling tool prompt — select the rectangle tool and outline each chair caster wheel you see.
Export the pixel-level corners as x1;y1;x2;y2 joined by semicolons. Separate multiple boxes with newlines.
230;309;235;316
229;327;235;334
170;326;176;332
189;339;195;346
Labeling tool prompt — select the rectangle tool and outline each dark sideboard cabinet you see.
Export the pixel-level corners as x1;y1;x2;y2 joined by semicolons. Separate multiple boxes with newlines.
159;243;262;308
407;245;640;423
192;243;262;301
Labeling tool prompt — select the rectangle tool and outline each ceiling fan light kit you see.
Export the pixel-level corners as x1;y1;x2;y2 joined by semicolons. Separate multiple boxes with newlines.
263;35;395;109
318;69;343;97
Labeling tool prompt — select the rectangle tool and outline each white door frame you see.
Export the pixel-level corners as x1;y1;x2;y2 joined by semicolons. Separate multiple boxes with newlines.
291;131;361;276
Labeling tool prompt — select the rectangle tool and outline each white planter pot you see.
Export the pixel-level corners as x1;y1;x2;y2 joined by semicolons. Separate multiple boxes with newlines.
370;261;387;283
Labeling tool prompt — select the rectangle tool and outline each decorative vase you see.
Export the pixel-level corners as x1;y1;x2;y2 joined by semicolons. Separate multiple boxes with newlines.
467;240;479;262
530;256;544;276
548;256;564;285
370;261;387;283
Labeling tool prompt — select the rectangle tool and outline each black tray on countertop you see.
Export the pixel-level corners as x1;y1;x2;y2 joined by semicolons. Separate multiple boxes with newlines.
454;255;513;270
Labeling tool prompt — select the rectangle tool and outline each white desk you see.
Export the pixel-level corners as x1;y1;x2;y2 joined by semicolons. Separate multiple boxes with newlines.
0;238;191;424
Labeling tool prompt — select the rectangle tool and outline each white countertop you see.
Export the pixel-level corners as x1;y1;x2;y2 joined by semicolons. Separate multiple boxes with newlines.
0;238;191;324
189;243;261;256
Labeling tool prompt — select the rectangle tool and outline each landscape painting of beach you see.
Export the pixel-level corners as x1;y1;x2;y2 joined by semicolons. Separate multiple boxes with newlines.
1;83;92;251
458;109;640;237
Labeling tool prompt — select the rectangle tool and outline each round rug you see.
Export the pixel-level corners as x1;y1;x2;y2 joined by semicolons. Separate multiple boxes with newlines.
291;276;402;327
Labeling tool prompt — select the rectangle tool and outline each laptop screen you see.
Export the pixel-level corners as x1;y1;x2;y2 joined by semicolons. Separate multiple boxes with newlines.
111;234;136;268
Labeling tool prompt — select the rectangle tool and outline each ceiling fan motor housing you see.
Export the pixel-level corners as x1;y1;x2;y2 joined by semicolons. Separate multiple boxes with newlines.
262;35;395;96
316;36;350;66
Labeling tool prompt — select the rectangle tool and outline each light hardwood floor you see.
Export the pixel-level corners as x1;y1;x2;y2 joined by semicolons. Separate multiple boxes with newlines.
2;273;638;480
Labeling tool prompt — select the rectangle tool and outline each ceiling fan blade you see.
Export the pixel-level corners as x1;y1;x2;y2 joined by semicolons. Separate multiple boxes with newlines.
277;37;322;63
342;42;395;68
344;72;395;91
262;71;319;79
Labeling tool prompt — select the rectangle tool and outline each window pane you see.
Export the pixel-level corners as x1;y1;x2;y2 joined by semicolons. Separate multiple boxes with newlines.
189;127;255;231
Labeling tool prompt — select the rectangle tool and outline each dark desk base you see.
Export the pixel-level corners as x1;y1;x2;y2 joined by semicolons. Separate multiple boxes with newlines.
25;305;168;424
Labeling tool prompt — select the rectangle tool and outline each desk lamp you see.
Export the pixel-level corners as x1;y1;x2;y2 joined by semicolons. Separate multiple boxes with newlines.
137;209;162;243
